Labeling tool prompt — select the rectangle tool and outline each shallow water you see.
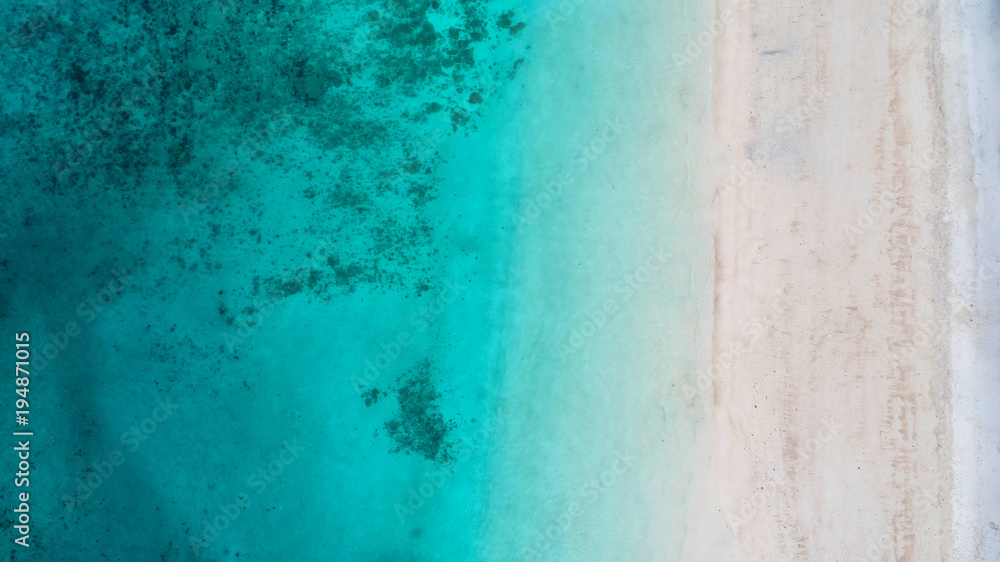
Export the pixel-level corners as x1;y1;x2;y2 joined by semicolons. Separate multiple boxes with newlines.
1;0;710;559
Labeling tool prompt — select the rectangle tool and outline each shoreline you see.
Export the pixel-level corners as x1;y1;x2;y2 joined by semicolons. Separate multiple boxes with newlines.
478;1;716;559
944;0;1000;558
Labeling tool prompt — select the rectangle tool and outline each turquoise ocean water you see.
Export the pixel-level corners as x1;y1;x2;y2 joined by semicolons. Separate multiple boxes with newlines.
1;0;710;559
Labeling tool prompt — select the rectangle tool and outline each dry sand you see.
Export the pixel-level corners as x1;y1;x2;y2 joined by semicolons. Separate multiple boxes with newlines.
687;0;999;559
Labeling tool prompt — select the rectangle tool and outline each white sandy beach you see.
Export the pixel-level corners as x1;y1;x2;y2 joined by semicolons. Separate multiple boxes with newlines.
690;0;1000;559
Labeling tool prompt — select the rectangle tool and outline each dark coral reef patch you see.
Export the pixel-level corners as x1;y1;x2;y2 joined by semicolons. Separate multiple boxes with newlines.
383;359;457;465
